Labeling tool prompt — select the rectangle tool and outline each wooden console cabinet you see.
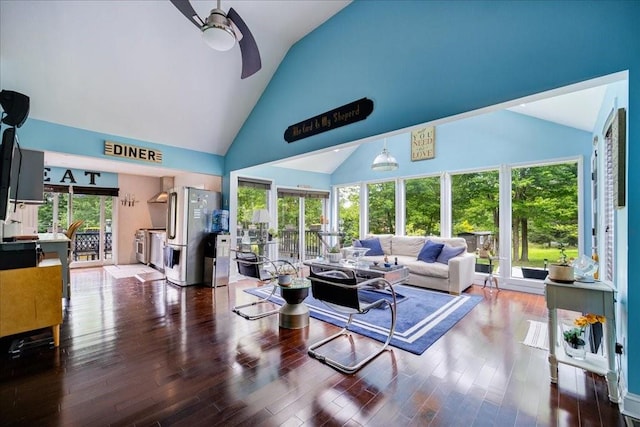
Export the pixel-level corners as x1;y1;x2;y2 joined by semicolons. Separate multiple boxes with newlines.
0;259;63;346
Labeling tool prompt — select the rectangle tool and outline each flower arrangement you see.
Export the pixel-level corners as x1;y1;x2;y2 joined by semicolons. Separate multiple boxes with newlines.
328;245;341;253
277;264;297;276
563;313;606;348
327;245;342;263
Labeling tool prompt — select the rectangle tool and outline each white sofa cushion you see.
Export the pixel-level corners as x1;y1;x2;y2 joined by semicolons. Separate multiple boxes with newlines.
406;259;449;279
425;235;468;248
391;236;426;258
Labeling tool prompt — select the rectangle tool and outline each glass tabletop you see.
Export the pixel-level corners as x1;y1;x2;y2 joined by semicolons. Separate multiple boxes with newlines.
277;277;311;289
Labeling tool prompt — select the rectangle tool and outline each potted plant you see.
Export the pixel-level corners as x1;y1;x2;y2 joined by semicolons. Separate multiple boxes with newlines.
327;245;342;263
548;244;574;283
277;264;297;286
562;313;605;359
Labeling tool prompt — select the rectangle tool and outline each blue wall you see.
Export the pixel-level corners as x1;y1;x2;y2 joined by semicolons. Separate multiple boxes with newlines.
335;110;592;254
239;164;331;190
225;1;637;173
17;119;224;176
333;110;592;183
224;0;640;401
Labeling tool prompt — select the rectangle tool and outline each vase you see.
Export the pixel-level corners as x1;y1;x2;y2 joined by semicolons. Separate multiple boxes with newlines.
278;274;292;286
327;252;342;263
563;339;586;360
561;321;586;360
549;264;574;283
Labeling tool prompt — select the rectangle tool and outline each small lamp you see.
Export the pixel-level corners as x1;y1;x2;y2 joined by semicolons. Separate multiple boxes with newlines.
252;209;271;242
371;138;398;171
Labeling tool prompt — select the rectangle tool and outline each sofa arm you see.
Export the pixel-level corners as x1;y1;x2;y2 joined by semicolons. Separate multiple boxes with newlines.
448;252;475;294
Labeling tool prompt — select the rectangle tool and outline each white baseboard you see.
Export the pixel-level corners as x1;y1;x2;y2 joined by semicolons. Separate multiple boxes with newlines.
620;381;640;420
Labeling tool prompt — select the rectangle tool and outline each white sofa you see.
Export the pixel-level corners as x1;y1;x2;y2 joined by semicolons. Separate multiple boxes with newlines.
355;234;475;295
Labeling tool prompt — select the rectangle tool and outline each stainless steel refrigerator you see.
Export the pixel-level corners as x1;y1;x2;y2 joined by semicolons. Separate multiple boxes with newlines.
164;187;221;286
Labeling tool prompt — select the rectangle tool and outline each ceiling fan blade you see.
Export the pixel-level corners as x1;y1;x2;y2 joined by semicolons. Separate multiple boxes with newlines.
169;0;202;29
228;7;262;79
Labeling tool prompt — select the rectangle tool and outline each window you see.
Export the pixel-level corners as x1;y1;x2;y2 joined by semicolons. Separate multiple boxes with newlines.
337;185;360;242
367;181;395;235
511;162;578;278
451;170;499;256
237;178;270;227
404;176;440;236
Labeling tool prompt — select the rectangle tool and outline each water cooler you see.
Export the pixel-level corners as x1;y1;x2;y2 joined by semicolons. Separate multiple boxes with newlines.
203;233;230;287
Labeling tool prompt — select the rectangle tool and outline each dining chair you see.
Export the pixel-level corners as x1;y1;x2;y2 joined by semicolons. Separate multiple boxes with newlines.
307;267;397;374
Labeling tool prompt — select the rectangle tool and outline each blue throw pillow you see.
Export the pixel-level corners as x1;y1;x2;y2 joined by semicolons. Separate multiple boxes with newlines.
436;244;466;264
417;240;445;263
352;239;362;247
357;238;384;256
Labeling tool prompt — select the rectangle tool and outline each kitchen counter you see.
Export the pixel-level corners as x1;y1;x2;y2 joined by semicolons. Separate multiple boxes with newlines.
37;233;71;243
37;234;71;298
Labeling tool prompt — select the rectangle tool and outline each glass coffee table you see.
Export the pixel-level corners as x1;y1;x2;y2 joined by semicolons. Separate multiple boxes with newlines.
303;259;410;286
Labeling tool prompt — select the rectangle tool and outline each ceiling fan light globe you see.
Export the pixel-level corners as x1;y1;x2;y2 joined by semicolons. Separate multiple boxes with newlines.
202;25;236;51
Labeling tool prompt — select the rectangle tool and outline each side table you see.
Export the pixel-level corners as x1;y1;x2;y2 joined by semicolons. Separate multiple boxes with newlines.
544;278;618;402
278;278;311;329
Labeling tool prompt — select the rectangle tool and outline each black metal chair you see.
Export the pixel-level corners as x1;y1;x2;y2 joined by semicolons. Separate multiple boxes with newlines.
232;251;279;320
232;252;299;321
307;267;397;374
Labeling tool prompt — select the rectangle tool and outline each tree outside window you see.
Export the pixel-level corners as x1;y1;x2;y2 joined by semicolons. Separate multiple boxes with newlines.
367;181;395;235
405;176;440;236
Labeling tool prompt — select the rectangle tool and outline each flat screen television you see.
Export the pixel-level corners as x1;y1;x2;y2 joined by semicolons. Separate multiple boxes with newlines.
0;127;17;221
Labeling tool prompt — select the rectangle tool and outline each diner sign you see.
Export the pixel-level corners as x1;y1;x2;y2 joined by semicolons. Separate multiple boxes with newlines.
104;140;163;163
284;98;374;143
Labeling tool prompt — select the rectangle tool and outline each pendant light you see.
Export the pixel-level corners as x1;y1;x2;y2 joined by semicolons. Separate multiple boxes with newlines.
371;138;398;171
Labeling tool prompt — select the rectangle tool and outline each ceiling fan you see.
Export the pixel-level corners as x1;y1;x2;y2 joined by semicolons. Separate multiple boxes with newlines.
169;0;261;79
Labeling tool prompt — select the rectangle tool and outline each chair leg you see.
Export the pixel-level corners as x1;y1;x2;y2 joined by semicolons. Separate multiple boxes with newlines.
308;301;396;374
232;284;280;320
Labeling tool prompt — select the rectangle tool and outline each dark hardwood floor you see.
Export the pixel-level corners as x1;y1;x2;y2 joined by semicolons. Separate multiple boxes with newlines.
0;267;624;426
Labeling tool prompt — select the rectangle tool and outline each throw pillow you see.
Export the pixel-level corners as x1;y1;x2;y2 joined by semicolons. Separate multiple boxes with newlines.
417;240;445;263
436;244;466;264
352;239;362;247
357;238;384;256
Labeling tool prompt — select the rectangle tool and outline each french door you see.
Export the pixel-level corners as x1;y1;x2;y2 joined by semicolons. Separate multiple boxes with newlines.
277;188;329;262
70;193;114;266
39;191;114;266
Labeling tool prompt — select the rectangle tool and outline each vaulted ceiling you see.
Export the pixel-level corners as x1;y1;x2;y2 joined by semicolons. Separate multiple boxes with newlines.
0;1;614;177
0;0;350;156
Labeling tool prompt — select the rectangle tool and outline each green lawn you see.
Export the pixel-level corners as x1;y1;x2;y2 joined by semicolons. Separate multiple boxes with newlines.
516;245;579;268
477;244;579;269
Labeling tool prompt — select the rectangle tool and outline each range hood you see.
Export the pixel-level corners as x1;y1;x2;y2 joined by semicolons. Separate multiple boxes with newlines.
147;176;174;203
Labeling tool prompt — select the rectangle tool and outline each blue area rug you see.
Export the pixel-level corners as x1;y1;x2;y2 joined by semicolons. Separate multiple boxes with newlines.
244;284;482;355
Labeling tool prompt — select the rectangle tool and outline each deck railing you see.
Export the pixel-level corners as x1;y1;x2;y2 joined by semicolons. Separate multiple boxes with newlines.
73;231;112;261
277;230;322;260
